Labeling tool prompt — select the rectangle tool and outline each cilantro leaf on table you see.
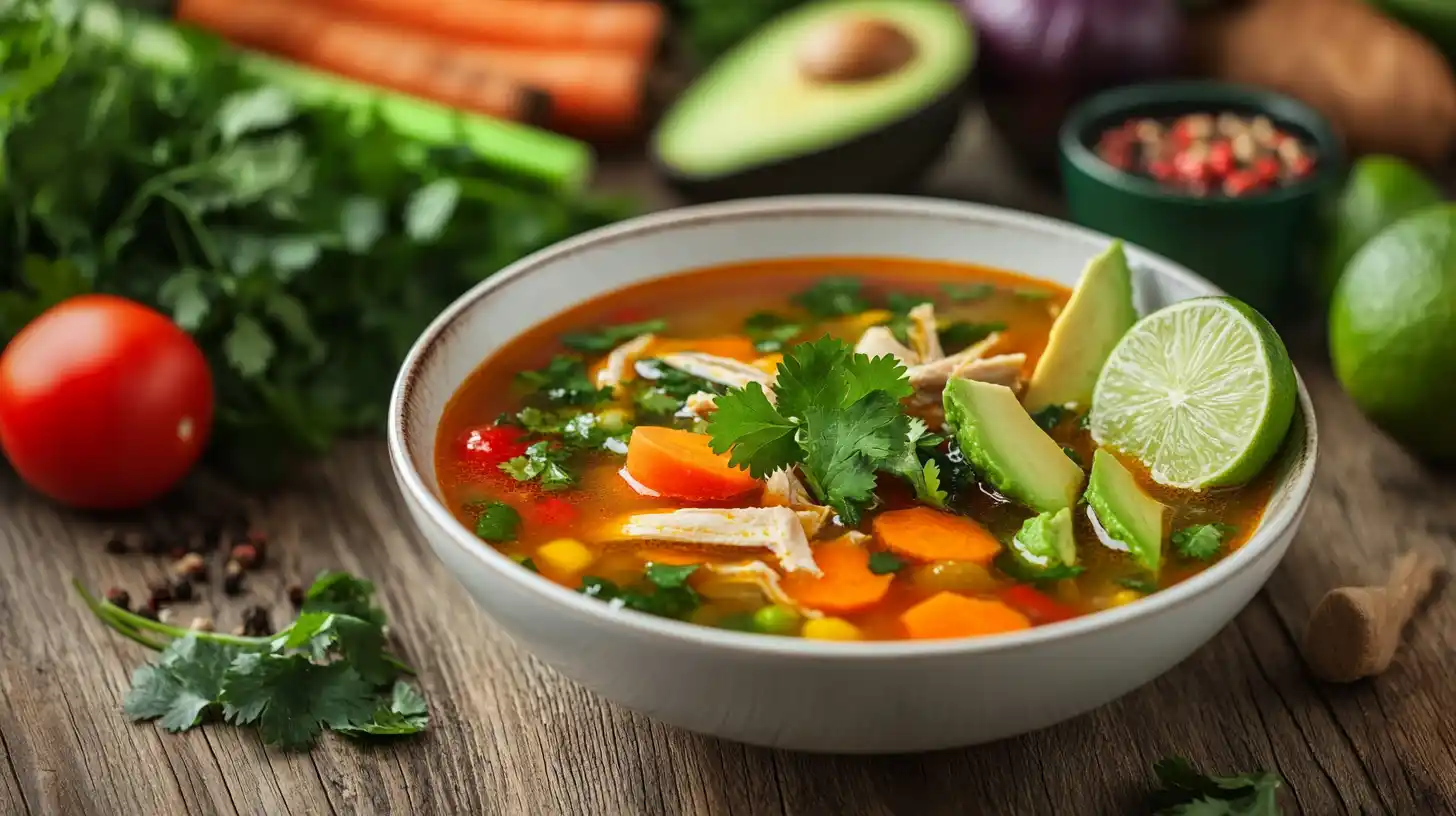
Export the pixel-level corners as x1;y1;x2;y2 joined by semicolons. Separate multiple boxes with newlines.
123;636;240;732
221;653;378;750
1172;524;1236;561
561;319;668;353
335;681;430;737
743;311;802;353
275;612;393;684
1150;757;1284;815
300;571;386;626
791;277;871;318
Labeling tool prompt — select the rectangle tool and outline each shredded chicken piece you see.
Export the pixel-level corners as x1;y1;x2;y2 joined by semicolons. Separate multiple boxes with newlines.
907;303;944;362
595;334;655;393
607;507;821;575
680;390;719;419
705;561;822;619
949;353;1026;388
853;326;919;366
762;468;831;535
841;530;870;546
905;333;1002;390
658;352;774;390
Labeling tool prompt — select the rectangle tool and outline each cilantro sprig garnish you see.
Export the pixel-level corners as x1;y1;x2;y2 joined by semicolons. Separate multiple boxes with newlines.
1150;757;1284;815
75;571;426;751
1171;523;1236;561
706;337;943;523
561;319;667;353
580;562;702;620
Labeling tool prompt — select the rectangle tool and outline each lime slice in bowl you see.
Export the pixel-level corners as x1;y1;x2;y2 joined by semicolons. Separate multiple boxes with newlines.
1089;297;1297;490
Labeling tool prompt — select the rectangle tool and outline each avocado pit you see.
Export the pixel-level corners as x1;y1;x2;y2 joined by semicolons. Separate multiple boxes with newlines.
796;16;917;84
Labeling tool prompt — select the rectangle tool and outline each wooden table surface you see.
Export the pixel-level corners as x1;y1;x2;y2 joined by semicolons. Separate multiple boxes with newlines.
2;114;1454;816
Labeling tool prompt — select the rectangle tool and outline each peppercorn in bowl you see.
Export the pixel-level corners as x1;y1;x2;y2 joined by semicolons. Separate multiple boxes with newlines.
1060;81;1343;318
387;196;1318;753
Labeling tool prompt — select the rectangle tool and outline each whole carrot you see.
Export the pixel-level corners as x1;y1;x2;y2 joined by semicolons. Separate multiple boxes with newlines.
322;0;665;56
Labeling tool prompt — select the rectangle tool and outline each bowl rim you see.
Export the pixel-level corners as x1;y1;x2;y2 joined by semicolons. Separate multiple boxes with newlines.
387;194;1318;659
1058;79;1345;208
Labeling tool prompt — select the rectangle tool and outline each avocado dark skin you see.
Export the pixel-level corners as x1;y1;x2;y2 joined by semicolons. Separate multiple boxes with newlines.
654;79;970;203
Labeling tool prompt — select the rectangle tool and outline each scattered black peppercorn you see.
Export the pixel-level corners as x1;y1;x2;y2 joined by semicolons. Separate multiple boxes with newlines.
240;605;271;637
149;584;173;606
103;534;128;555
287;584;305;608
223;571;245;596
104;588;131;611
172;579;194;602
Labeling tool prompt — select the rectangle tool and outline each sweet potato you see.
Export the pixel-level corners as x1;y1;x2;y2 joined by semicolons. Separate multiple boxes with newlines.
1189;0;1456;167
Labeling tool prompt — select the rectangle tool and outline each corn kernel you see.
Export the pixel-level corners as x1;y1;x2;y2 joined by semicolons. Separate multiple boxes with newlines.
802;617;861;641
537;538;594;575
752;354;784;375
1109;589;1143;608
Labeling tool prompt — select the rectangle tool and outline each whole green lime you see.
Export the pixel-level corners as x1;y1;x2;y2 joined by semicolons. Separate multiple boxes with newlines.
1330;204;1456;459
1319;156;1441;303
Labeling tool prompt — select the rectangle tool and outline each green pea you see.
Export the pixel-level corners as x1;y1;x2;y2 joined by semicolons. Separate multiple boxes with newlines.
752;604;802;635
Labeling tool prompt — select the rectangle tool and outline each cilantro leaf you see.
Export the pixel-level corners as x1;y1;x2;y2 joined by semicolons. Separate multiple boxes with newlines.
867;552;906;575
706;383;800;479
301;572;386;627
1030;405;1070;432
335;681;430;737
645;563;699;588
884;419;948;509
800;397;908;525
634;388;682;416
472;501;521;543
221;653;378;750
941;282;996;301
580;573;700;620
1015;288;1054;301
879;292;933;345
743;311;802;352
1117;576;1158;594
1172;524;1236;561
501;442;576;490
278;613;394;685
123;636;240;733
561;319;668;353
516;356;613;407
996;553;1086;584
791;277;869;318
939;321;1007;352
631;358;720;417
1150;757;1284;815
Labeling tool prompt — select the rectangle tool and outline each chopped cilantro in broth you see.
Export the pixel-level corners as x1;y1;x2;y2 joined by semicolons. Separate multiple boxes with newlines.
434;258;1278;641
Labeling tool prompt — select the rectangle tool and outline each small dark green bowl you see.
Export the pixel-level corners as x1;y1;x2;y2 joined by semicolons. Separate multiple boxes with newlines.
1059;81;1344;319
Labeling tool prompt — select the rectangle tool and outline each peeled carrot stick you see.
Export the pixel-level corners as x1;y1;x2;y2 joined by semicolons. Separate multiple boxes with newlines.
175;0;551;125
872;507;1003;564
322;0;665;56
624;427;760;501
782;538;893;615
454;45;648;138
901;592;1031;640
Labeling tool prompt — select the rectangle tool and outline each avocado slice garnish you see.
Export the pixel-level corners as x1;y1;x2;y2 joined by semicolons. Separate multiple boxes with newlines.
942;378;1086;515
652;0;975;200
1085;449;1168;576
1023;241;1139;414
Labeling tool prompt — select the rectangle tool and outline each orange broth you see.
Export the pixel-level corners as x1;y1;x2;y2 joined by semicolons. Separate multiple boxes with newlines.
435;257;1276;641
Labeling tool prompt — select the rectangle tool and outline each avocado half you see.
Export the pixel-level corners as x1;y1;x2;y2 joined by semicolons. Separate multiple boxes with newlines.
653;0;976;201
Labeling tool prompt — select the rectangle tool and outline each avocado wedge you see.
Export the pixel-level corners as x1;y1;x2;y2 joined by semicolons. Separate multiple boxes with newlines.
943;379;1085;514
1023;241;1138;414
1085;450;1167;576
653;0;975;201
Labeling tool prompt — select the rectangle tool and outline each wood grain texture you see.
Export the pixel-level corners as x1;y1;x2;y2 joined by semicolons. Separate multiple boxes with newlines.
1;113;1453;816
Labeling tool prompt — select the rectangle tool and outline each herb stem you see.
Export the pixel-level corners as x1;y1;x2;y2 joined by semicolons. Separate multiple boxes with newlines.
72;580;273;649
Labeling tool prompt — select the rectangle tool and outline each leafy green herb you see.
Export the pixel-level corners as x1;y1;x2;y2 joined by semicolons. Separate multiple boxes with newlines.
743;311;802;353
941;282;997;302
1172;523;1236;561
1063;446;1083;466
867;552;906;575
884;418;948;509
1078;413;1092;431
501;441;576;491
880;291;933;344
997;554;1086;583
517;356;614;407
708;338;915;524
1150;757;1284;815
1030;405;1069;432
76;570;424;751
791;277;870;319
0;8;633;487
513;555;539;573
1117;576;1158;594
632;358;719;417
939;321;1007;352
561;319;667;353
1015;288;1054;301
473;501;521;542
634;388;682;416
645;562;700;588
580;570;701;620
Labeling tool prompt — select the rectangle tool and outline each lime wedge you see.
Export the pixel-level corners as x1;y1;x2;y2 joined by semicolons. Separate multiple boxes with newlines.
1089;297;1297;490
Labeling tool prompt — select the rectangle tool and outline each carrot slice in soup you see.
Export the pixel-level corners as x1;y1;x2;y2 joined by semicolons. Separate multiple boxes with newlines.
782;538;893;615
651;336;760;362
624;427;759;501
901;592;1032;640
872;507;1002;564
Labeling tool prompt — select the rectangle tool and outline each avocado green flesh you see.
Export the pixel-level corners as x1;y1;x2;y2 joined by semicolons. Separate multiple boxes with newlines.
1011;508;1077;574
1024;241;1138;413
654;0;973;178
1085;450;1167;575
942;379;1085;514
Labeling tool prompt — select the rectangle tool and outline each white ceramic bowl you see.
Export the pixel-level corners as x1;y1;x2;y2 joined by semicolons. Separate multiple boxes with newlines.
387;196;1317;754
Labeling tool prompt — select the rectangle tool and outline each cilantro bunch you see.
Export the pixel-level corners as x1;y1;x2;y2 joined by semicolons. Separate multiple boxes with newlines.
0;6;632;487
76;571;427;750
706;337;946;524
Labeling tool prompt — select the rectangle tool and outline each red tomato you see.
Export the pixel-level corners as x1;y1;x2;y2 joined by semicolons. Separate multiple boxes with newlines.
1000;585;1078;625
457;424;530;467
527;496;580;526
0;295;213;509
